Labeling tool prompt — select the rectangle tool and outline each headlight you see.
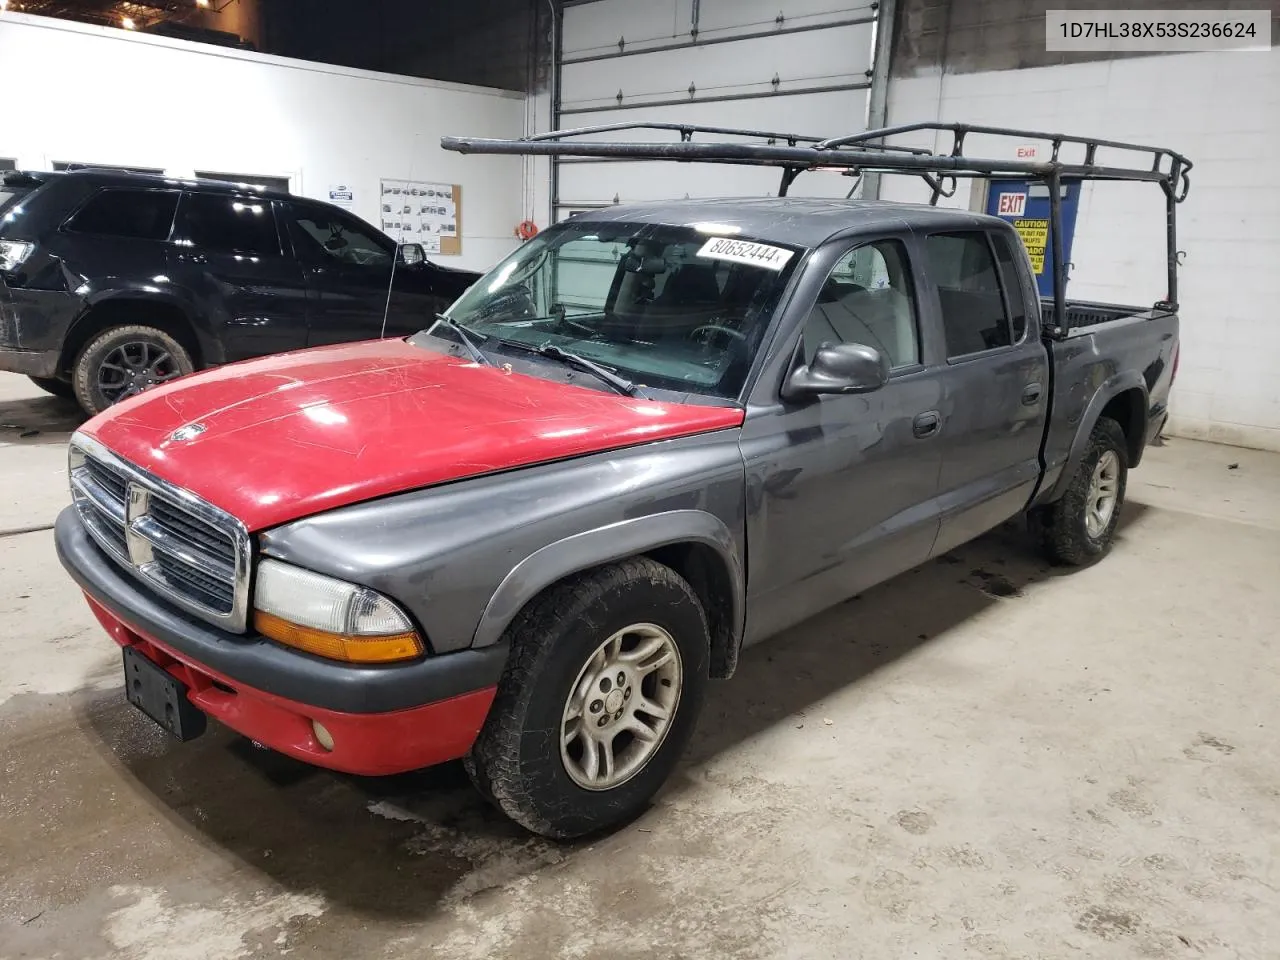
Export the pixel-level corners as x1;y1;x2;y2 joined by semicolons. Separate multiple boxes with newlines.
0;240;35;272
252;559;424;664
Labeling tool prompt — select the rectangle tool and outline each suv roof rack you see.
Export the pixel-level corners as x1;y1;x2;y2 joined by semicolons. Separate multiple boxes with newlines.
2;170;65;188
442;121;1192;329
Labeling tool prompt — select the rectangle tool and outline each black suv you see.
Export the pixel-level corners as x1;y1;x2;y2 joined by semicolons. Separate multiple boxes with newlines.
0;169;481;413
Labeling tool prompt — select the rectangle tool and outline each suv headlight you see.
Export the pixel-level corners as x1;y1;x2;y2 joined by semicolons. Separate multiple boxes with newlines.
0;240;34;272
253;558;424;664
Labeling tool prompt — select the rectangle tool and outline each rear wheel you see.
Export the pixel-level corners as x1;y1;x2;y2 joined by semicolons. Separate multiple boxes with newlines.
27;375;76;401
1031;416;1128;566
72;324;194;416
465;557;709;840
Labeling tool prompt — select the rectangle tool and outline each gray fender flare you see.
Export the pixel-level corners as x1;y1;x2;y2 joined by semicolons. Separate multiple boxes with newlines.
1047;371;1149;502
471;509;745;650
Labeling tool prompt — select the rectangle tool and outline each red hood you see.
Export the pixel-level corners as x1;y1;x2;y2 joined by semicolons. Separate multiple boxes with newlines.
82;339;744;531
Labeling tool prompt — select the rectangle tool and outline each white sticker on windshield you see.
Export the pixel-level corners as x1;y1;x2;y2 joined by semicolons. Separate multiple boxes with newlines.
696;237;794;272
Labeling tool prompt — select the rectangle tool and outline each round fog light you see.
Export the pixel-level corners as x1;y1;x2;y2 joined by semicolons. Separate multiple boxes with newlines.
312;720;334;752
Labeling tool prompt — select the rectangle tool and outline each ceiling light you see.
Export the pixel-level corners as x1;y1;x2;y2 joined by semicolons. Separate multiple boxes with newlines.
121;16;135;28
196;0;209;6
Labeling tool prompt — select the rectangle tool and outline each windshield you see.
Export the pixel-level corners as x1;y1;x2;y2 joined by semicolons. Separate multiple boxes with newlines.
441;220;803;400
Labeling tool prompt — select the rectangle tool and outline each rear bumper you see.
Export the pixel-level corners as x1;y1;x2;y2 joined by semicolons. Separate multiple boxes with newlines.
1;277;61;376
56;506;505;775
1146;404;1169;447
0;280;76;371
0;346;59;377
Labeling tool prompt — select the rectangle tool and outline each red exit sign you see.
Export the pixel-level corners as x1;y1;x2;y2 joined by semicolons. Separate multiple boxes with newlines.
997;192;1027;216
1016;144;1039;160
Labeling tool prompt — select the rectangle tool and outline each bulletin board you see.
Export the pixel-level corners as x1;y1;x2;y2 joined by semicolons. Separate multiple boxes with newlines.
379;178;462;256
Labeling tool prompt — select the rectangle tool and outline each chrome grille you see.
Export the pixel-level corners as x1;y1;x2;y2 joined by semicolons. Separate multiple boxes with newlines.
68;433;251;632
84;456;127;503
149;497;237;562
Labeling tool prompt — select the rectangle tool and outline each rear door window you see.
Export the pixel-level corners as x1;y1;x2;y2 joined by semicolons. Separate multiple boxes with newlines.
989;232;1031;342
924;231;1014;357
175;192;281;257
64;189;179;241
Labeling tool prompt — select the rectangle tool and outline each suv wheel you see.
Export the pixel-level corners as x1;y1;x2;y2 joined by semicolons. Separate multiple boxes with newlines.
1030;416;1128;566
466;557;709;840
27;376;77;401
73;325;194;416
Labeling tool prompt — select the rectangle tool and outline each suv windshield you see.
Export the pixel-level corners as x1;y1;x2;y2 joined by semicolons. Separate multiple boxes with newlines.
437;220;803;400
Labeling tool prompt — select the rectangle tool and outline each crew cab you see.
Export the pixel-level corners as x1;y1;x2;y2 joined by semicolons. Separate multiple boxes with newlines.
55;123;1184;840
0;169;480;414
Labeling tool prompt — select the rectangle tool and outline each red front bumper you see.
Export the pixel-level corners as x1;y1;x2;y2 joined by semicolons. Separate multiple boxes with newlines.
86;594;496;776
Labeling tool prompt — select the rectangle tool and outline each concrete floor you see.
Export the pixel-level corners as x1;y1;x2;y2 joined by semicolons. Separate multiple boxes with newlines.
1;371;1277;960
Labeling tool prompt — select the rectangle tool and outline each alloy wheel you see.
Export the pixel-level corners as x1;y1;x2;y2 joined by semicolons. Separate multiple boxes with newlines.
560;623;683;791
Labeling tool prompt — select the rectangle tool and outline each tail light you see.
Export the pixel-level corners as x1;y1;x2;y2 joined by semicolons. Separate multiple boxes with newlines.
0;239;35;272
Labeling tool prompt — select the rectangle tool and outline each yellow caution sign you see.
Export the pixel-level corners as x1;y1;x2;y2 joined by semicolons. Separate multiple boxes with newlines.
1013;218;1049;273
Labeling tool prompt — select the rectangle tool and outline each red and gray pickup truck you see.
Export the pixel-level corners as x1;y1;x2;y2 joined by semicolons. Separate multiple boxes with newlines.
56;123;1186;839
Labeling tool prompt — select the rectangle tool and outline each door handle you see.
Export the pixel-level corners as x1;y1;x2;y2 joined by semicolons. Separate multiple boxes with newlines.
1022;382;1043;405
913;411;941;439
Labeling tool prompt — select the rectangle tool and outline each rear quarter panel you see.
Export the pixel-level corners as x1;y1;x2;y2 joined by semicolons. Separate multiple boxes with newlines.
1036;310;1179;504
0;177;99;355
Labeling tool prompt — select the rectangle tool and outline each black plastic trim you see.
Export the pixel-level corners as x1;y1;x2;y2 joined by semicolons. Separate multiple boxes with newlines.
56;507;508;714
0;346;60;378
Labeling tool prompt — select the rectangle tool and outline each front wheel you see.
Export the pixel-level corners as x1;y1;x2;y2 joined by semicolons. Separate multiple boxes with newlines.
465;557;709;840
72;324;194;416
1031;416;1128;566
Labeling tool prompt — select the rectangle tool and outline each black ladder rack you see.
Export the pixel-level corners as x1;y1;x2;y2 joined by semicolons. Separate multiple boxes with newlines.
442;121;1192;337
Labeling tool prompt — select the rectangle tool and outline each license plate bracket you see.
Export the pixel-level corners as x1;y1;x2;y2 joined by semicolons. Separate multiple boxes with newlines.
122;647;207;742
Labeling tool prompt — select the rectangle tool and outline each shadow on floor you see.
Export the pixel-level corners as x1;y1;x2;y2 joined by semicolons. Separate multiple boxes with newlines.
687;501;1151;765
76;502;1153;920
0;391;85;446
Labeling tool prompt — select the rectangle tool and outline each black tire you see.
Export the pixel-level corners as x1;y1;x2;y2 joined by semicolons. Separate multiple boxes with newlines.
27;375;77;401
72;324;194;416
1031;416;1128;566
465;557;710;840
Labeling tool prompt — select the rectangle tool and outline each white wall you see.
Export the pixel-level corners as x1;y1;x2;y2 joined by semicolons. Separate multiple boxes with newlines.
0;12;527;272
885;48;1280;451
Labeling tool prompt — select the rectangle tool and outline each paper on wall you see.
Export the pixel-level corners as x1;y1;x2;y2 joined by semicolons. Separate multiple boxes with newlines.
327;184;354;210
379;178;456;254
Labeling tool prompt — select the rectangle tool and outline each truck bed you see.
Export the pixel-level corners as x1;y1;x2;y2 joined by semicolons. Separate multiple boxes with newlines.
1041;298;1175;334
1034;305;1179;506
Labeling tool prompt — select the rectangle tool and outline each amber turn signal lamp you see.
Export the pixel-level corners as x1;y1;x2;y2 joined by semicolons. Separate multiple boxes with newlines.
252;559;425;664
255;611;424;664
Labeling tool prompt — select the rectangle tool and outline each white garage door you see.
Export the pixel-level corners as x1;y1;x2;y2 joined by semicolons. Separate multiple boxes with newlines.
556;0;881;219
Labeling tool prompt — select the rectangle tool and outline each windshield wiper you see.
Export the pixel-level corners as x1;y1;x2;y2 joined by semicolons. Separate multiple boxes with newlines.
431;314;492;366
429;317;644;397
533;342;641;398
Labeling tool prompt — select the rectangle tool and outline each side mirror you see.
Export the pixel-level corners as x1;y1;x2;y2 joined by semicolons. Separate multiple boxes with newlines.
398;242;426;266
782;342;889;400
